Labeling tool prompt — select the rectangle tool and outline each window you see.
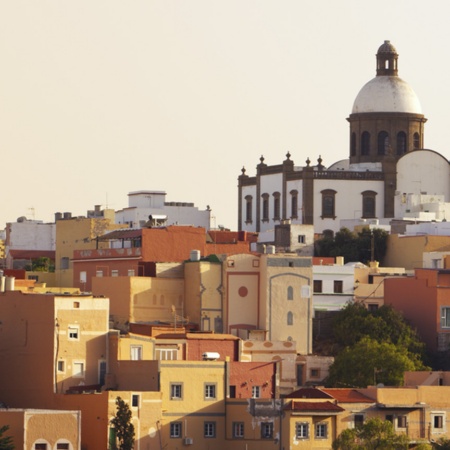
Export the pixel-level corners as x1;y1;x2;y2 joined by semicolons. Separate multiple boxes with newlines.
261;422;273;439
333;280;343;294
128;269;135;276
56;444;69;450
362;190;377;218
354;414;364;428
132;394;139;408
295;422;309;439
413;132;420;149
316;423;328;439
321;190;336;219
233;422;244;438
205;383;216;400
441;308;450;328
204;422;216;438
111;270;119;277
361;131;370;155
130;345;142;360
377;131;389;155
245;195;253;223
68;326;79;340
72;361;84;378
433;413;445;430
273;192;281;220
313;280;323;293
368;303;379;312
252;386;261;398
397;415;407;429
156;347;178;360
229;386;236;398
35;445;47;450
80;271;87;283
310;368;320;378
287;286;294;300
60;257;69;270
386;414;394;423
397;131;407;155
290;190;298;218
57;360;65;372
262;193;269;221
170;383;183;400
298;234;305;244
96;270;103;277
170;422;182;438
351;132;356;156
287;311;294;326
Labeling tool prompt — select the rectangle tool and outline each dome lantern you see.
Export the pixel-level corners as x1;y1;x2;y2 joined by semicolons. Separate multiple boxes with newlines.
376;40;398;76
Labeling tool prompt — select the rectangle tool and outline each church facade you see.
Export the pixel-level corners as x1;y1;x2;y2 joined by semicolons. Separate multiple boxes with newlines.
238;41;450;235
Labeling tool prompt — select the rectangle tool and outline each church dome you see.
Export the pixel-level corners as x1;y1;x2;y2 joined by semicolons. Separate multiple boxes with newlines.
351;40;422;115
352;76;422;114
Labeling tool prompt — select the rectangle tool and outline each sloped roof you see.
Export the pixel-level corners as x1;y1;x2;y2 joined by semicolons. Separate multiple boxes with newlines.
286;387;334;399
286;401;344;413
322;388;375;403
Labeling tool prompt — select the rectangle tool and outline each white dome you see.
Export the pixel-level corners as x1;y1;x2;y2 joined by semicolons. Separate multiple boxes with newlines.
352;76;422;114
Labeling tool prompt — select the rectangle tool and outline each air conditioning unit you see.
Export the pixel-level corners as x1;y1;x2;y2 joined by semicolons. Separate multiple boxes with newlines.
183;437;193;445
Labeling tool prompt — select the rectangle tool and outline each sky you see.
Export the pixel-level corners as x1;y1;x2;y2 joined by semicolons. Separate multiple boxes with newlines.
0;1;449;230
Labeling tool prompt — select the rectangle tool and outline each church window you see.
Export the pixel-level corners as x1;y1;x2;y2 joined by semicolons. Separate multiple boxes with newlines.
321;190;336;219
273;192;281;220
262;194;269;222
351;132;356;156
290;190;298;218
396;132;407;155
413;132;420;149
377;131;389;155
287;286;293;300
362;190;377;218
245;195;253;223
287;311;294;326
361;132;370;155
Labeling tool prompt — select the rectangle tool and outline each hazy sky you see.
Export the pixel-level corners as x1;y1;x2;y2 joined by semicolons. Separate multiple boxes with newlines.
0;1;449;229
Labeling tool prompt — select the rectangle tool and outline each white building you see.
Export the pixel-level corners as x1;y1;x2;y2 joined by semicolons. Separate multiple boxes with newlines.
238;41;450;235
115;190;212;229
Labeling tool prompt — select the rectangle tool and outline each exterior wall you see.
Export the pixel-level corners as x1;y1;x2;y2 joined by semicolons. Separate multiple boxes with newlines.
384;270;440;352
312;263;356;312
239;184;257;232
258;172;284;233
185;336;239;361
92;276;184;330
6;220;55;251
0;291;109;406
261;254;313;354
184;260;223;332
229;361;276;399
397;150;450;202
313;178;384;234
55;216;126;288
0;409;81;450
159;360;227;449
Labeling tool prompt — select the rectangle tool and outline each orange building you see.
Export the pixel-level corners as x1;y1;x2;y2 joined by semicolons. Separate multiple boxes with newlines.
384;268;450;352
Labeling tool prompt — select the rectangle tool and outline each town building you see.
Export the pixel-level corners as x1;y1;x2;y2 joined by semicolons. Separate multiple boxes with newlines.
115;190;212;229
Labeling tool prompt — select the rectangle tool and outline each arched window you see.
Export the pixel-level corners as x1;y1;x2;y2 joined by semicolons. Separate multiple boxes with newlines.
273;192;281;220
287;311;293;326
413;132;420;149
362;190;377;218
396;132;406;155
377;131;389;155
321;190;336;219
245;195;253;223
287;286;293;300
361;132;370;155
351;132;356;156
261;193;269;221
290;190;298;219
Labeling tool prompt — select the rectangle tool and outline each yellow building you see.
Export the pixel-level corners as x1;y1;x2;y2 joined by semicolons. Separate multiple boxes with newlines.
55;210;126;288
0;408;81;450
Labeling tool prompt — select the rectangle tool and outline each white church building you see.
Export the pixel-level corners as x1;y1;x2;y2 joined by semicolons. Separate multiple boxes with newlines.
238;40;450;235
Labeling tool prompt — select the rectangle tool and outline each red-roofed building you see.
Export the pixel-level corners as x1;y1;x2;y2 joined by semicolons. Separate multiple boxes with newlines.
73;226;256;290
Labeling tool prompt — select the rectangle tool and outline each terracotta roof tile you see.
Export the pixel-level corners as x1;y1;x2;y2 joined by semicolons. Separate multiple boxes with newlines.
321;388;375;403
287;401;344;413
286;387;333;399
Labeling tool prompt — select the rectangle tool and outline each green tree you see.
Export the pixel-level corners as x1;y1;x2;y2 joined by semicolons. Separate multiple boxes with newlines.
315;227;388;265
110;397;135;450
332;417;409;449
31;257;55;272
327;337;418;387
0;425;14;450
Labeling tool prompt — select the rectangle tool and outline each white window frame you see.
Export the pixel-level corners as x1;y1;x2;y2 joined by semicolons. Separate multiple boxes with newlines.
68;325;79;341
205;383;216;400
155;347;178;360
170;422;182;438
315;422;328;439
441;307;450;329
252;385;261;398
111;270;119;277
261;422;273;439
72;360;85;378
295;422;309;439
130;345;142;360
204;422;216;438
431;411;446;433
170;383;183;400
233;422;244;438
